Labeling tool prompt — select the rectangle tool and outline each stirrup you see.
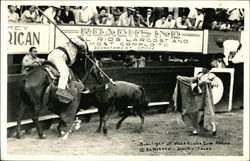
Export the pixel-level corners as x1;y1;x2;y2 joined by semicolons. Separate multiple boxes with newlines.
56;89;73;103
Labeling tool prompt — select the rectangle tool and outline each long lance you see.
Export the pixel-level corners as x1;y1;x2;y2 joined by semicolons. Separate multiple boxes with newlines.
35;6;115;85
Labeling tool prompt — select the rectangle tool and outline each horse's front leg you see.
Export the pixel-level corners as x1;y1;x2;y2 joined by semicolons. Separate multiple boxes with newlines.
102;104;114;135
32;104;46;139
96;112;103;133
57;120;67;137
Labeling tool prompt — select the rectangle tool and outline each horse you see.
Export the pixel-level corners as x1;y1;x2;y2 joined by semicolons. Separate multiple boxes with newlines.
16;43;104;139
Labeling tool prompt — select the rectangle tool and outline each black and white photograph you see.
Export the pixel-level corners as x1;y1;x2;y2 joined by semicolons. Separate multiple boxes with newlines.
1;0;249;161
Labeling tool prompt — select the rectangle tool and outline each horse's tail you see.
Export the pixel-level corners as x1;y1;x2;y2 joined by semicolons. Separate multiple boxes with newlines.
139;86;149;111
18;77;32;104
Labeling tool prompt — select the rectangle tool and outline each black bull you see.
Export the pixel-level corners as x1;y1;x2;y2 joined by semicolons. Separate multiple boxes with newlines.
80;81;149;135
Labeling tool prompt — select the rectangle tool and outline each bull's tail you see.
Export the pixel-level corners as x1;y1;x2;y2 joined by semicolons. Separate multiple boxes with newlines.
139;86;149;111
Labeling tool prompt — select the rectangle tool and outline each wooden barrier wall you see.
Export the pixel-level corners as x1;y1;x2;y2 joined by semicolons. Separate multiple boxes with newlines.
7;66;194;122
7;65;243;123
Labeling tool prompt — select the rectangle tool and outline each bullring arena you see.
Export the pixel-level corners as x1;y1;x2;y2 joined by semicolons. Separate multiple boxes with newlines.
1;1;249;161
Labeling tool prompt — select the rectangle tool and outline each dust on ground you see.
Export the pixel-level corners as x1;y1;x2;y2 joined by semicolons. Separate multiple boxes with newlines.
7;109;243;156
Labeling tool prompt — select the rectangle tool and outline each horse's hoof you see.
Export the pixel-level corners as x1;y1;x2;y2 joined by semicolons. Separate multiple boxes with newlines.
16;134;25;139
39;134;46;139
59;131;66;137
213;131;217;136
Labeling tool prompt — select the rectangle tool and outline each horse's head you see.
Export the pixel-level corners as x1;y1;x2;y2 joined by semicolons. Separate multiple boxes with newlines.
71;37;104;85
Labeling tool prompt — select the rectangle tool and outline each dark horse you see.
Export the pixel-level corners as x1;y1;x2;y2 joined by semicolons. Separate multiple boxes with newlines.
16;42;104;139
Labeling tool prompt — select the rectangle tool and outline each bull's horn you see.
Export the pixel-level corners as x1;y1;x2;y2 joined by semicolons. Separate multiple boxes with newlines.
81;89;90;94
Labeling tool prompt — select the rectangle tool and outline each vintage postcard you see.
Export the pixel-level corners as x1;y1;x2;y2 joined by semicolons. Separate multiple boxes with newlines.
1;0;249;161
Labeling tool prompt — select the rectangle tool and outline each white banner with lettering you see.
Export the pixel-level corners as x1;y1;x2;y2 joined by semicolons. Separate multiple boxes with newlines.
55;25;204;52
8;24;53;54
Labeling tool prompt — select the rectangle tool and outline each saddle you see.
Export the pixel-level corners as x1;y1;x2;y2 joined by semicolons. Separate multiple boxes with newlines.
42;62;84;104
43;62;60;80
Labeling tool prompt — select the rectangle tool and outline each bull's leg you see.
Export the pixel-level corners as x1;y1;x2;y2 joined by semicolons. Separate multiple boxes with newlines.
134;106;145;133
32;105;46;139
116;108;130;130
16;101;27;139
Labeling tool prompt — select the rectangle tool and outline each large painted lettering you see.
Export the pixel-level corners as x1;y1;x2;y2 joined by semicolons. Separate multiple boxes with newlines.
58;26;204;52
8;24;51;54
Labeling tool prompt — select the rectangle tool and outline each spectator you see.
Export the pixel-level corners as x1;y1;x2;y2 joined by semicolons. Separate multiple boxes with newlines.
138;55;146;67
158;55;163;62
54;9;64;24
134;9;147;27
215;8;229;24
227;8;244;25
194;8;204;30
41;5;60;24
203;8;217;29
220;21;231;31
59;6;75;24
110;7;123;25
175;15;192;29
211;53;226;68
236;21;244;31
187;8;197;26
76;6;98;25
20;5;39;23
71;6;81;23
216;39;242;66
21;47;45;74
117;7;135;27
154;16;166;28
96;7;114;26
211;21;223;30
164;13;175;28
168;7;178;19
123;50;138;68
145;8;154;27
168;56;183;63
8;5;19;23
211;8;229;30
153;7;165;23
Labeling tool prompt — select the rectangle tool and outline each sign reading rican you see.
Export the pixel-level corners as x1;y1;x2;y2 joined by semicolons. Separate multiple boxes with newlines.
8;24;51;54
55;25;204;52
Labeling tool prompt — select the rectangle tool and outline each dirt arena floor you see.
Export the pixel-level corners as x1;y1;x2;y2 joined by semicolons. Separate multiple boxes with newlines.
7;109;243;156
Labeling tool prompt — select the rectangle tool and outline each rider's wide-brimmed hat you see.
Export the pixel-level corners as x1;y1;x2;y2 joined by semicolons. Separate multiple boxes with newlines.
71;36;87;46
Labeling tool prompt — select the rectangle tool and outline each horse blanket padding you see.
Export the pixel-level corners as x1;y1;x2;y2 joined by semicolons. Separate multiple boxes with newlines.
172;76;215;131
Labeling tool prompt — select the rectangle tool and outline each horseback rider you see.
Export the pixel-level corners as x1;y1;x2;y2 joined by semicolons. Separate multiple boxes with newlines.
47;35;88;101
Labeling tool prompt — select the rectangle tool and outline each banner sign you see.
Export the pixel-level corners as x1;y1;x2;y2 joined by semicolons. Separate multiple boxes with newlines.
55;25;204;52
8;23;52;54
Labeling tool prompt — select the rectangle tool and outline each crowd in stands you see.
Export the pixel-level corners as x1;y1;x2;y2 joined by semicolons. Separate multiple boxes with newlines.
8;5;244;31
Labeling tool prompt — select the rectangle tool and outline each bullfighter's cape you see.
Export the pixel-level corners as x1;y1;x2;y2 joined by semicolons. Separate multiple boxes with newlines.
172;76;215;131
